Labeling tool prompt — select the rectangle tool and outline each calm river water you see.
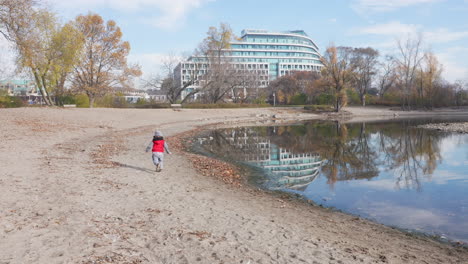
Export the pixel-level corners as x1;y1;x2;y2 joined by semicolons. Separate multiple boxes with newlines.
195;117;468;243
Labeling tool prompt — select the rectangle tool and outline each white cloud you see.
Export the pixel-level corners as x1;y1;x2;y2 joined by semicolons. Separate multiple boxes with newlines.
437;46;468;81
48;0;214;30
353;21;420;36
352;0;443;13
353;22;468;46
425;28;468;43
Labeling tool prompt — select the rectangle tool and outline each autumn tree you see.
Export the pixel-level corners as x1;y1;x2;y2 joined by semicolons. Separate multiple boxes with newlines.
13;9;59;105
72;13;141;107
267;75;298;104
320;45;355;112
296;71;324;104
48;22;83;105
267;71;320;105
1;1;58;105
351;47;379;106
0;0;35;41
415;51;443;108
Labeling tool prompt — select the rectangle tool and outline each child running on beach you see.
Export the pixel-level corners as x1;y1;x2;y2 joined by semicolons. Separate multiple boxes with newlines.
146;131;171;172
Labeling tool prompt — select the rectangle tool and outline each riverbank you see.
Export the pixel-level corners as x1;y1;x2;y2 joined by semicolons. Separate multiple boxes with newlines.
0;107;467;263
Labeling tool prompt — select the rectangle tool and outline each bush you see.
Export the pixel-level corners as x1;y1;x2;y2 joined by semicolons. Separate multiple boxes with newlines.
251;96;268;105
74;94;90;108
303;104;334;112
136;98;147;106
134;103;171;109
313;93;334;105
289;93;307;105
94;94;115;108
367;93;402;107
111;96;128;108
346;89;360;105
59;95;77;105
0;96;24;108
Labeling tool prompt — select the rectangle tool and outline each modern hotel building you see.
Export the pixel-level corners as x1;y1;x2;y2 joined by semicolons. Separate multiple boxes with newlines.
174;29;322;93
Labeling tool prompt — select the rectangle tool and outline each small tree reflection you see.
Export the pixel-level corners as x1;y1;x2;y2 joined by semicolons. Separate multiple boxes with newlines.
375;121;442;190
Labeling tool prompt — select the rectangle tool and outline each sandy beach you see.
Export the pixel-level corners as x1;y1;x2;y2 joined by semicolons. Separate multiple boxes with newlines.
1;106;467;264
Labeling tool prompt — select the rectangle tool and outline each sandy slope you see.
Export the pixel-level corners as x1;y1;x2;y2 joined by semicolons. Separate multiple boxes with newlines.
0;107;467;264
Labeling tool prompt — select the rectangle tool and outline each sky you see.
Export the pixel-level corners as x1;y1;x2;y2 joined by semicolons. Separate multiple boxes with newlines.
2;0;468;84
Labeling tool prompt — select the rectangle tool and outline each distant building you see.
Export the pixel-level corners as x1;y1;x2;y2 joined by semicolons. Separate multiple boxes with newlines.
174;29;323;98
115;88;150;103
147;89;168;102
0;80;38;96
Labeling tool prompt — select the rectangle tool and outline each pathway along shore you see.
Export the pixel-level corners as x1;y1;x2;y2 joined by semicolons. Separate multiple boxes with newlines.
0;107;467;263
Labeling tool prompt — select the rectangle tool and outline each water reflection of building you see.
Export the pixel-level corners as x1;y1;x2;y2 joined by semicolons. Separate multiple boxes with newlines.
200;128;323;190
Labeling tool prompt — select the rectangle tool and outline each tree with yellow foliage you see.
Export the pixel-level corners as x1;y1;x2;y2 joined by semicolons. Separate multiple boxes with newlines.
320;45;355;112
72;13;141;107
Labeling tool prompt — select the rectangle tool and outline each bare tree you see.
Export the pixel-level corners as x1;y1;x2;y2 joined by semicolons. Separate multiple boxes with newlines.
196;23;238;103
351;47;379;106
377;55;397;99
144;53;203;104
231;69;261;103
394;34;425;109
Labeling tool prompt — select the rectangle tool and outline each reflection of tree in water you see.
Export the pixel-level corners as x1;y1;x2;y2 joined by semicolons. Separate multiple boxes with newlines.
373;121;443;190
270;122;379;188
200;120;447;191
299;120;444;190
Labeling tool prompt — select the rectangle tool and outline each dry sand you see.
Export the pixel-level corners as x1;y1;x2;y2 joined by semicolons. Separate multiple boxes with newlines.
0;107;467;264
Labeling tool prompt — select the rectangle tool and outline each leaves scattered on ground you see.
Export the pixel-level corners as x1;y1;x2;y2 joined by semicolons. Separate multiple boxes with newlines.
91;136;128;169
168;129;243;187
81;252;144;264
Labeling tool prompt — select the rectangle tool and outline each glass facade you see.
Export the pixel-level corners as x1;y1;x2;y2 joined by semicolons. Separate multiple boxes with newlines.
230;30;322;80
175;29;322;92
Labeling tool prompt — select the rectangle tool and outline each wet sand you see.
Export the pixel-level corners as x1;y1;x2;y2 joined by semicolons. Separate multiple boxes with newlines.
0;107;467;263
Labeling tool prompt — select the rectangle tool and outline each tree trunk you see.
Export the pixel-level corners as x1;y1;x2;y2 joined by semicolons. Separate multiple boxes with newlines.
89;96;95;108
33;72;51;106
41;74;54;106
